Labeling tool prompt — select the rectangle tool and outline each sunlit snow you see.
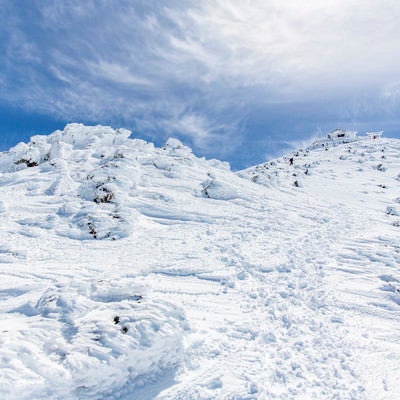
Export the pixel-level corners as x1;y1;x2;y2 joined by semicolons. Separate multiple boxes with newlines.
0;124;399;399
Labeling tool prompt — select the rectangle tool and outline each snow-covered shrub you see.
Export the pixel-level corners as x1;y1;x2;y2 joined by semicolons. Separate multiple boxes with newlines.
14;158;39;168
93;184;115;204
201;174;239;200
294;180;302;187
11;136;51;169
87;221;98;239
386;206;400;216
69;208;126;240
79;174;117;204
376;163;386;172
163;138;192;158
153;156;173;171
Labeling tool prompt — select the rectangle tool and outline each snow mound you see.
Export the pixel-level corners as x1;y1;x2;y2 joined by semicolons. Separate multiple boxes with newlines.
1;279;185;400
201;173;240;200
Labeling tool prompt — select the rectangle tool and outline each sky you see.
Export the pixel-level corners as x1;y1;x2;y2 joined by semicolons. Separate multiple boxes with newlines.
1;0;400;169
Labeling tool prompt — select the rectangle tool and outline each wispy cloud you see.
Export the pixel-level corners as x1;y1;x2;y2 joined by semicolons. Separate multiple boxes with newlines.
88;61;152;86
176;0;400;97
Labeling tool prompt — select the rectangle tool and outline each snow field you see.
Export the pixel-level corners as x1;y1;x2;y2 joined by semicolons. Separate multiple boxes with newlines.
0;125;399;398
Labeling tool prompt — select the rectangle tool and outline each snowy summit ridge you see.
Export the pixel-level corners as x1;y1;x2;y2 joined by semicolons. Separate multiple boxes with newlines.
0;123;235;241
1;124;400;399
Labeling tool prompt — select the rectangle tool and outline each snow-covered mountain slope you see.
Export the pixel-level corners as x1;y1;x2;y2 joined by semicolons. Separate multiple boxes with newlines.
0;125;399;399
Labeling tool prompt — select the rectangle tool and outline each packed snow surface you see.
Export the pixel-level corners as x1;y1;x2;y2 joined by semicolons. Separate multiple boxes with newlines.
0;124;399;399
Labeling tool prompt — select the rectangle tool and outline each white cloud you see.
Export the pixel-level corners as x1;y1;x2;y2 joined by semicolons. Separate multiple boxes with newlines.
89;61;152;86
161;111;242;155
1;0;400;159
382;81;400;101
165;0;400;98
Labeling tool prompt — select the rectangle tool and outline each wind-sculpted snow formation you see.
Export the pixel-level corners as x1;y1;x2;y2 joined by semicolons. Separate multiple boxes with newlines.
0;123;232;241
0;125;399;399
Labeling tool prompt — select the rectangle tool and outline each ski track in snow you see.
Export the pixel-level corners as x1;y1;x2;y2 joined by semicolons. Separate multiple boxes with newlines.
0;125;399;399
